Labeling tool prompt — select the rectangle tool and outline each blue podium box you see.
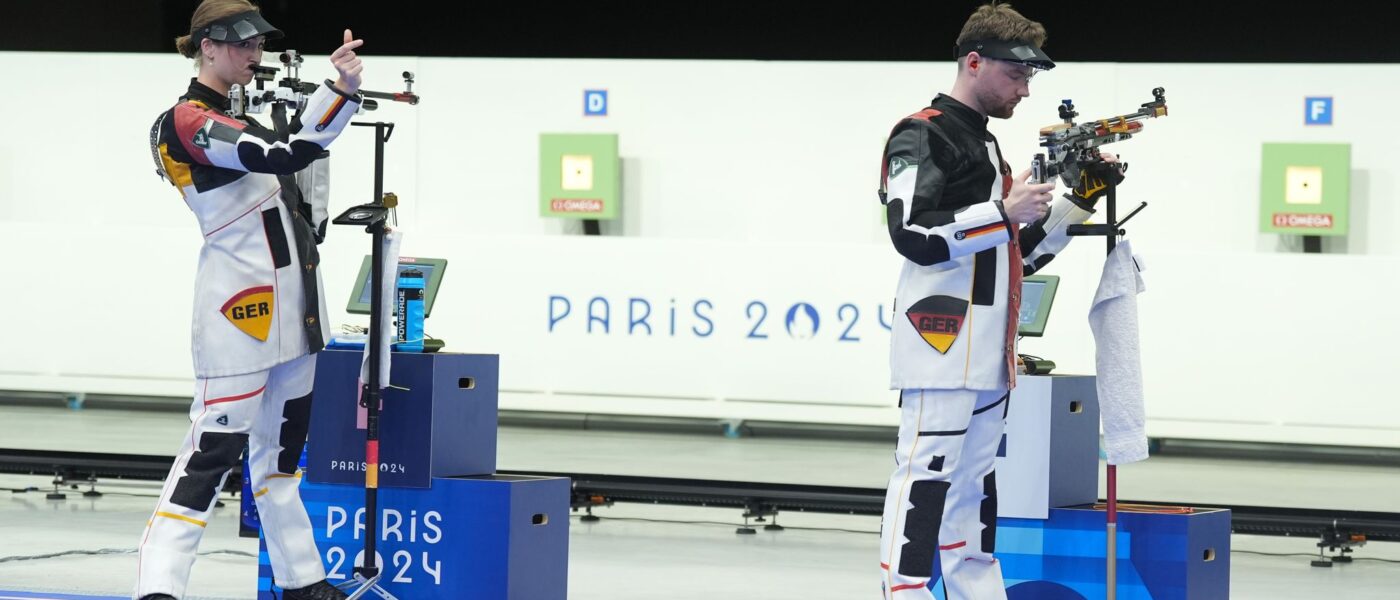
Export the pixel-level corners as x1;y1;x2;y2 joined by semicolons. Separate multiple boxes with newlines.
258;475;571;600
307;350;499;488
922;505;1231;599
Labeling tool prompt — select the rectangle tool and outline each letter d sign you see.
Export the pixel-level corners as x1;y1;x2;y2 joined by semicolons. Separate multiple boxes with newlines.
1304;96;1332;125
585;90;608;116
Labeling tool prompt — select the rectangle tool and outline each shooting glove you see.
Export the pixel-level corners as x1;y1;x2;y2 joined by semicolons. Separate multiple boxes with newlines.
1066;161;1126;211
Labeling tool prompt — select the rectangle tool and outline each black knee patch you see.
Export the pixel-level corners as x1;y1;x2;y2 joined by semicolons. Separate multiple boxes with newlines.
928;455;945;472
169;431;248;511
898;479;950;578
276;392;313;475
980;471;998;552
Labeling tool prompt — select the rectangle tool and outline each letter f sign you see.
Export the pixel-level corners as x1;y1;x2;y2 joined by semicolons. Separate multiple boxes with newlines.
1305;97;1332;125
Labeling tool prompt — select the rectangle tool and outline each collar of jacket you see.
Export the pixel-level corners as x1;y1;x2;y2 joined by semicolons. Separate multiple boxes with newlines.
181;78;232;113
930;93;989;134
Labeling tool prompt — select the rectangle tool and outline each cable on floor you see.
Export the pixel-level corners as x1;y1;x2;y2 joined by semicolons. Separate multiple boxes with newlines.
88;491;163;498
573;515;1400;561
1232;550;1324;558
572;513;880;535
1234;549;1400;564
0;548;256;564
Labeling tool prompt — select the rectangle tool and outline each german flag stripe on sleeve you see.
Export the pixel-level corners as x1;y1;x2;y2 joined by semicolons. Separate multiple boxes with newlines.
957;223;1004;240
316;96;348;131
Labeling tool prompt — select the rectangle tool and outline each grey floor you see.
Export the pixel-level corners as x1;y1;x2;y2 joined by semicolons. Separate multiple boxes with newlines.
1;403;1399;599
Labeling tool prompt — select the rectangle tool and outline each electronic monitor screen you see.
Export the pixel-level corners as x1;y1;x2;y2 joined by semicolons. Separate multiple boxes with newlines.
346;256;447;317
1017;274;1059;337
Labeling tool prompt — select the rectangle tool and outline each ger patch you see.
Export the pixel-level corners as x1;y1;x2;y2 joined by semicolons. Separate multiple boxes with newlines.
221;286;274;342
906;295;968;354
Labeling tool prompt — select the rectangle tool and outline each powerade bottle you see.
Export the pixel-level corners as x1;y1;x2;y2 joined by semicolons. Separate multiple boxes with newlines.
394;268;425;352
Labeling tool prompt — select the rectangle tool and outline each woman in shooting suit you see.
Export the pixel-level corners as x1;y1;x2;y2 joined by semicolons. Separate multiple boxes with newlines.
137;2;364;598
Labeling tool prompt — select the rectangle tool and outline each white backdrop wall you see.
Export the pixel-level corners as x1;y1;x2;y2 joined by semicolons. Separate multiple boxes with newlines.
1;52;1396;447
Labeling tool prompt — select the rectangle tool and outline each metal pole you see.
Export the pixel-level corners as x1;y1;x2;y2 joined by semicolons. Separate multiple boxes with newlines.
1104;180;1118;600
1106;464;1117;598
357;123;389;581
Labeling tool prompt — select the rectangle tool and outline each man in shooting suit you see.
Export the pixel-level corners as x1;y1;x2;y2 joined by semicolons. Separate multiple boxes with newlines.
875;2;1123;597
136;2;365;599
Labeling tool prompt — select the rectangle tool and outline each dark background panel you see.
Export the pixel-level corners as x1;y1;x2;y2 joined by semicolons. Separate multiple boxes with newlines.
3;1;1393;63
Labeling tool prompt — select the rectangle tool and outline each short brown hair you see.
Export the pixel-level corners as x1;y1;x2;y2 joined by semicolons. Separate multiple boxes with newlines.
956;2;1047;48
174;0;260;59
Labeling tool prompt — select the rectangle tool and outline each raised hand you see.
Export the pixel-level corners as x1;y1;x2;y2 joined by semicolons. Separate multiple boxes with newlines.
330;29;364;94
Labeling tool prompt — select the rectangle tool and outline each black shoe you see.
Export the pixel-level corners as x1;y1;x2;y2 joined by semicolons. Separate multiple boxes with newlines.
140;596;177;600
282;579;350;600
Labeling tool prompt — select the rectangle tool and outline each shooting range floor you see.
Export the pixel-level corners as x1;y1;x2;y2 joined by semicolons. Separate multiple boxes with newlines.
1;403;1398;599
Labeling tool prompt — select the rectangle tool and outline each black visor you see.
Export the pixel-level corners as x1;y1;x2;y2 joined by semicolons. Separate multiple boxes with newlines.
957;38;1055;70
192;10;284;46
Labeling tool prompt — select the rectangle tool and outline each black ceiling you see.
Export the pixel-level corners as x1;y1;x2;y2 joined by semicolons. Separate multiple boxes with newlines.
5;1;1389;63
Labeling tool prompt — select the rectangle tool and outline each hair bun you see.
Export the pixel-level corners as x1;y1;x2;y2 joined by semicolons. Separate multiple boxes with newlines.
175;34;195;58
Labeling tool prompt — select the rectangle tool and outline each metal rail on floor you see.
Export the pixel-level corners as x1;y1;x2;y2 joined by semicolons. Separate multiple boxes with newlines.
3;447;1398;543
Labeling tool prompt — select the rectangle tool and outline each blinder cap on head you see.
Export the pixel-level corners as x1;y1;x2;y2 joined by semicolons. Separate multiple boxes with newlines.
957;38;1055;70
193;10;284;46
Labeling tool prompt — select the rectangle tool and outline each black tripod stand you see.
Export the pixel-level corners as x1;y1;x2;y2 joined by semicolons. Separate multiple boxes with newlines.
330;120;399;600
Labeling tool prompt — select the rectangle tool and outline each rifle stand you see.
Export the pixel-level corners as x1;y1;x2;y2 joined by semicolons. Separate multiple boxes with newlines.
1065;175;1143;600
330;120;398;600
